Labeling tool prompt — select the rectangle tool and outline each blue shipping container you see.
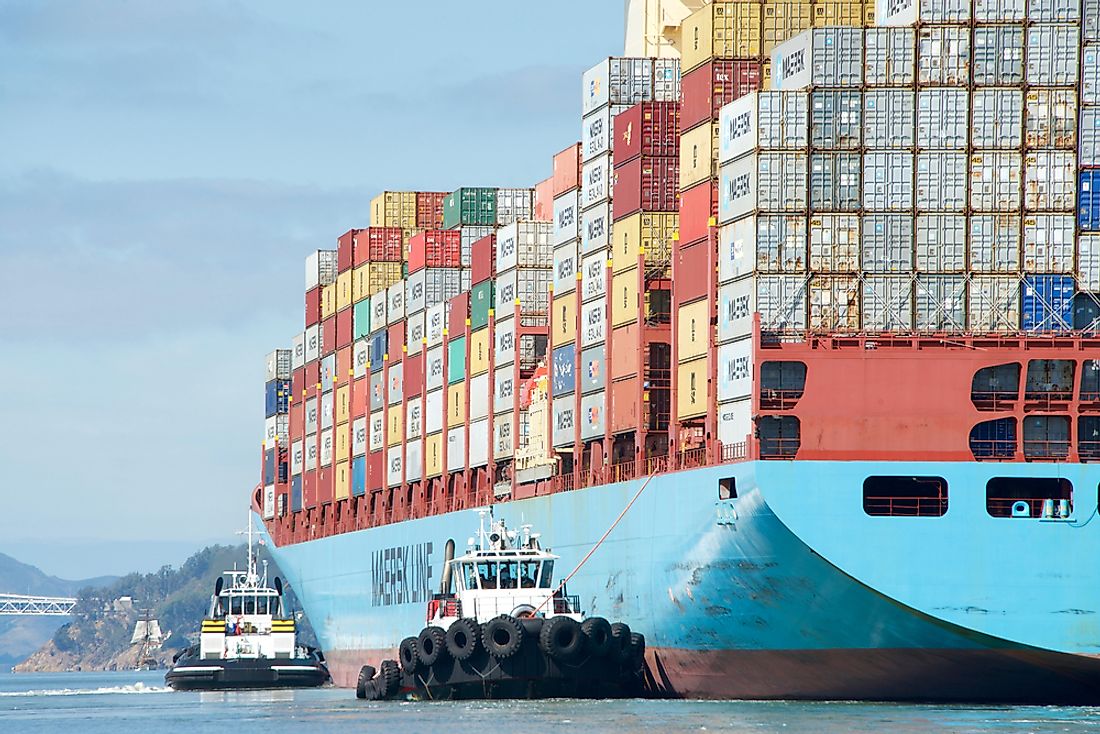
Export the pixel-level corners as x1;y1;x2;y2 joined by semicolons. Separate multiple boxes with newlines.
352;456;367;497
370;333;388;374
291;476;303;512
265;379;291;418
1021;275;1075;332
1081;170;1100;231
263;449;276;485
551;344;576;395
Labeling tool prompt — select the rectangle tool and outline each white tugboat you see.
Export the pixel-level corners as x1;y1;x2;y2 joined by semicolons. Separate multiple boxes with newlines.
165;518;329;690
356;512;645;700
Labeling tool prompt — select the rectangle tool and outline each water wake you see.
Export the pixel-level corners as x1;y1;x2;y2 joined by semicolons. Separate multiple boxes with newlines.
0;681;170;697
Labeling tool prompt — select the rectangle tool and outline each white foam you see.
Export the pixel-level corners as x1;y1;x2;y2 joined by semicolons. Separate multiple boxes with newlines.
0;681;170;697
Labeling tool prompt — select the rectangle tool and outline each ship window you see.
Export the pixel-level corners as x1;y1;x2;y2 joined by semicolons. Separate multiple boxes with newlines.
463;563;478;591
718;477;737;500
1025;360;1075;403
759;416;800;458
1022;415;1070;460
987;477;1073;518
1082;361;1100;402
243;597;256;615
539;560;554;588
759;361;807;409
477;562;498;589
230;596;243;615
971;363;1020;410
520;561;539;589
862;476;948;517
969;418;1016;460
1081;417;1100;462
499;561;519;589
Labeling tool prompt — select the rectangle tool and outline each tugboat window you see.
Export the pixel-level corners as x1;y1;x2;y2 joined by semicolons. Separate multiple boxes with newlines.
520;561;539;588
463;563;478;591
230;596;243;615
500;562;519;589
540;560;554;588
477;561;498;589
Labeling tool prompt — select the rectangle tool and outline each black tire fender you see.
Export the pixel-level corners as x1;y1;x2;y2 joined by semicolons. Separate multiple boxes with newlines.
610;622;632;662
483;614;524;659
539;615;586;662
398;637;419;674
445;617;481;661
418;626;448;666
379;658;401;696
355;665;376;699
581;617;613;657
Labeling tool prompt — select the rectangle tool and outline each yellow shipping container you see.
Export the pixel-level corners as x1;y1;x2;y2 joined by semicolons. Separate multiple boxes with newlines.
387;405;404;447
677;356;710;419
678;299;710;361
335;422;350;462
813;0;864;26
370;191;417;229
447;383;466;428
336;270;353;311
612;270;640;328
680;122;720;192
352;266;369;303
551;292;578;348
334;460;350;501
425;433;443;477
469;328;490;376
763;1;813;57
681;0;764;74
368;262;403;297
336;385;350;424
612;212;678;274
321;283;338;320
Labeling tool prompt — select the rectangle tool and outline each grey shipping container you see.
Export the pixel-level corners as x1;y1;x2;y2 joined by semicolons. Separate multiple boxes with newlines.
1026;25;1080;86
862;214;914;272
1083;44;1099;104
974;0;1024;22
1087;0;1100;41
1025;89;1077;148
916;214;967;272
914;274;967;331
916;152;967;212
808;275;859;331
370;370;386;411
863;89;915;148
1081;107;1100;165
758;92;810;149
971;88;1023;148
579;344;607;395
970;152;1023;211
972;26;1024;85
918;26;971;85
916;88;969;149
1024;151;1077;210
969;275;1021;332
496;268;552;314
810;215;860;272
1023;214;1076;273
970;214;1022;272
758;215;808;273
461;226;493;268
810;152;861;211
772;28;863;90
496;188;534;226
1032;0;1079;21
863;152;914;211
862;275;914;331
811;90;862;150
864;28;916;87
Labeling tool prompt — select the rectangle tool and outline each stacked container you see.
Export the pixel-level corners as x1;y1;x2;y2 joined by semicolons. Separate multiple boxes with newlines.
262;349;292;521
1080;2;1100;326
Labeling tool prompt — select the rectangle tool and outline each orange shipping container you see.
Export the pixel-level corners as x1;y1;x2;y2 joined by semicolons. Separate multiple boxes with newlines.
334;460;350;501
552;144;582;196
611;323;640;380
534;177;555;222
610;376;641;433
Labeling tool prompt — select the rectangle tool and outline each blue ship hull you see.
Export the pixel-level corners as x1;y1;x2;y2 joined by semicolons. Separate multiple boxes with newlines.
266;460;1100;701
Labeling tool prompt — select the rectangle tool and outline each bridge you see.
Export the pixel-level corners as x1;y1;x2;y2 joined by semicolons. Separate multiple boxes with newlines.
0;593;77;616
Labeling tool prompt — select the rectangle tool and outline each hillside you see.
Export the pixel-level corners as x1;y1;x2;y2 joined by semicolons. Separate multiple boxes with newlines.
14;544;316;672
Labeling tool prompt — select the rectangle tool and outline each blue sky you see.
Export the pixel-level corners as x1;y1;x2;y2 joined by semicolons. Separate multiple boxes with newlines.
0;1;624;578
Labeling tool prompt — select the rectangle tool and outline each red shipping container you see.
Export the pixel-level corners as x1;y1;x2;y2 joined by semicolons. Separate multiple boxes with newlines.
680;59;762;133
321;316;336;357
305;287;321;327
610;376;640;433
611;323;640;381
303;469;317;509
404;357;424;398
678;180;718;247
471;235;496;284
449;292;470;334
305;361;320;390
318;466;334;505
534;177;554;222
368;451;384;491
612;157;680;220
353;227;404;265
337;346;352;384
290;399;304;441
408;230;461;271
613;102;680;166
291;366;306;400
351;376;368;418
676;241;712;303
336;309;352;349
388;323;404;358
416;192;447;228
337;229;358;272
552;143;582;195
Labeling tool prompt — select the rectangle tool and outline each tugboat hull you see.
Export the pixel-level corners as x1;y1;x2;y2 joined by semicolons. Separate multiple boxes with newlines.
165;657;329;691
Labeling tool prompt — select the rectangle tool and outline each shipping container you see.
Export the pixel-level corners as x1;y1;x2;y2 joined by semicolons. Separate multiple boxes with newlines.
447;337;466;385
970;152;1023;212
916;152;967;212
581;154;613;209
681;1;763;73
352;228;403;265
1083;108;1100;166
534;176;554;222
425;390;443;435
611;269;641;327
762;0;814;57
406;312;424;356
720;152;810;222
404;399;422;443
305;250;338;291
864;27;916;86
581;202;612;253
677;299;710;361
809;214;860;272
1084;44;1099;104
496;221;553;272
580;299;607;348
917;26;970;85
470;372;489;420
552;396;577;448
582;103;632;162
494;366;515;415
771;27;864;91
581;250;608;303
579;344;607;395
370;371;385;412
442;187;497;229
969;214;1021;272
1079;234;1100;290
406;268;467;314
469;418;490;468
495;316;517;364
1023;214;1076;273
969;275;1021;332
553;190;580;246
497;268;552;314
612;211;677;272
862;275;913;331
493;414;514;459
811;90;862;150
678;180;718;246
914;274;967;330
370;191;417;229
460;226;493;268
1082;170;1100;231
552;144;582;196
916;88;968;149
387;281;405;326
676;356;708;419
424;433;442;478
613;102;680;165
862;214;913;272
675;241;712;303
809;274;859;330
553;243;578;295
580;391;606;441
1024;152;1077;211
405;439;422;482
408;230;461;271
863;151;914;210
471;234;495;284
679;122;720;191
582;57;655;116
496;188;534;226
470;281;494;330
1026;24;1080;86
1025;89;1078;149
972;25;1024;85
1022;274;1075;331
810;152;862;211
681;59;762;133
863;89;915;148
353;261;403;301
613;156;680;219
551;343;576;396
971;88;1023;148
719;215;807;281
716;338;753;401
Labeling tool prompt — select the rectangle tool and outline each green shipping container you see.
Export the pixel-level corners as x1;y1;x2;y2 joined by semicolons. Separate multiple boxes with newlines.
353;299;371;340
470;281;495;330
448;337;467;385
442;187;497;229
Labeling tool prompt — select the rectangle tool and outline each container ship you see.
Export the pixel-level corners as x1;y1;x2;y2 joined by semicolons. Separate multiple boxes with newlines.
254;0;1100;702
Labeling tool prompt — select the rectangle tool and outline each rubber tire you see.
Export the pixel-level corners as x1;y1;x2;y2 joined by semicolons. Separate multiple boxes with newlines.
483;615;524;659
418;626;448;666
539;616;586;663
581;617;613;657
398;637;420;673
610;622;632;663
355;665;376;699
379;659;401;696
445;618;480;661
629;632;646;671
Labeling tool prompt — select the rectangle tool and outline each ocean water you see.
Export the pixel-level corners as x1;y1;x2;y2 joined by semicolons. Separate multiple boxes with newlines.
2;670;1100;733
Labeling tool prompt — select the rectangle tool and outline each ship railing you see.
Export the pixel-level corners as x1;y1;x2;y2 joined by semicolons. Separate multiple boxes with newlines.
1022;440;1071;460
1080;440;1100;461
644;454;669;475
609;459;637;483
677;447;708;470
1023;390;1074;408
987;497;1070;518
969;390;1019;411
969;439;1017;460
1081;391;1100;403
759;389;804;410
551;473;575;493
759;438;800;459
720;442;748;462
553;595;581;615
862;496;948;517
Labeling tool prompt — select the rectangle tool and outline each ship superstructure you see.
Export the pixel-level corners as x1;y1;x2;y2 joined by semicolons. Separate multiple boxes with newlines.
255;0;1100;702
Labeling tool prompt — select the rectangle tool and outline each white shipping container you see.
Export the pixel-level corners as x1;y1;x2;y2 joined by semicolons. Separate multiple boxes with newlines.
580;300;606;347
581;202;612;253
426;303;446;347
916;152;967;212
406;397;422;440
970;214;1022;272
1026;24;1080;86
305;324;321;363
1024;152;1077;211
320;389;334;430
863;152;914;211
553;191;580;246
553;242;578;295
305;434;318;471
1079;107;1100;166
405;269;426;315
263;485;275;521
579;392;605;441
305;397;318;435
406;312;424;356
771;28;863;91
370;371;384;412
1083;45;1099;104
469;418;490;468
863;89;915;148
582;57;654;116
717;399;753;450
717;275;809;339
718;215;807;283
447;427;465;473
497;221;553;273
387;362;403;406
291;333;306;371
581;104;631;162
266;349;291;382
370;291;386;332
1023;214;1076;273
494;414;514;459
426;346;444;391
720;153;809;222
862;275;914;331
914;275;967;330
653;57;680;101
809;275;859;331
972;25;1024;85
975;0;1024;20
969;276;1021;332
495;316;516;366
581;250;607;302
369;411;384;452
405;440;422;482
320;428;333;467
862;214;914;272
496;188;534;226
969;152;1023;212
387;281;405;325
496;266;552;314
263;414;288;446
916;214;967;272
916;88;968;149
718;91;810;164
552;396;576;448
1026;89;1078;149
1087;0;1100;41
809;152;861;211
320;354;335;393
291;439;304;475
305;250;338;291
470;373;489;421
877;0;970;25
387;445;403;487
971;88;1023;148
581;154;613;209
494;366;515;414
425;389;443;435
352;417;367;457
917;26;971;85
864;27;917;86
717;339;753;401
1079;235;1100;291
810;214;860;272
